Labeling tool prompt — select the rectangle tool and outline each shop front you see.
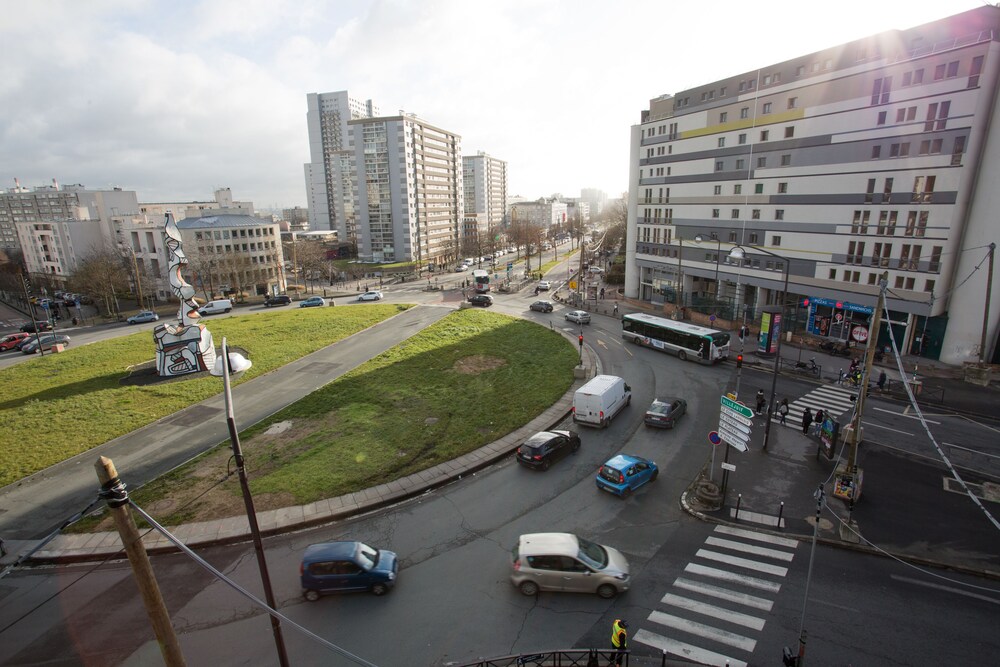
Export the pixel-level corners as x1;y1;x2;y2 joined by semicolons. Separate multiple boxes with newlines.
804;297;874;342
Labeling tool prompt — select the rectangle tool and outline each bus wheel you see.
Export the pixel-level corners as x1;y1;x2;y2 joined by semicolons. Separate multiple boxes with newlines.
678;350;687;362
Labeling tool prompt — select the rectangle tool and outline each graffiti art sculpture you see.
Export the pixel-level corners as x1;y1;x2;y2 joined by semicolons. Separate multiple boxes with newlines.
152;213;217;376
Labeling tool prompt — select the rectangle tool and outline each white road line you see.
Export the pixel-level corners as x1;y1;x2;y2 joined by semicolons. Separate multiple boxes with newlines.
661;593;766;630
673;577;775;611
647;610;757;651
859;420;914;435
877;406;940;424
714;524;800;548
891;575;1000;605
696;549;789;577
705;536;795;561
684;563;782;593
634;628;747;667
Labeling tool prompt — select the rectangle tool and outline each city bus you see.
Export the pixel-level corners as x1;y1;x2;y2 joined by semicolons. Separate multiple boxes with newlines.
472;269;490;293
621;313;731;363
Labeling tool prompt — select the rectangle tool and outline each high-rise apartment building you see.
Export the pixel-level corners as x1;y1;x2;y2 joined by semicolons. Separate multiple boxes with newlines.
349;113;463;265
580;188;608;217
304;91;380;244
626;5;1000;365
463;151;508;253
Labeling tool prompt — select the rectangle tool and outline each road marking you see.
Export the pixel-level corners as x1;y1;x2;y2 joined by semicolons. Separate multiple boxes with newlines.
695;549;789;577
634;628;747;667
859;420;914;435
673;577;774;611
647;610;757;651
661;593;766;630
684;563;782;593
705;536;796;562
714;524;800;548
874;407;939;424
890;575;1000;605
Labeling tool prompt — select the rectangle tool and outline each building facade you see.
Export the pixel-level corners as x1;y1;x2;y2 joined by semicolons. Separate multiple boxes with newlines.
304;91;380;245
463;151;509;250
580;188;608;217
349;113;463;266
510;199;568;230
625;5;1000;365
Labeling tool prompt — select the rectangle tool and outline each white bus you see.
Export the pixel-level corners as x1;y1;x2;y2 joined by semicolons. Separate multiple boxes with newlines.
472;269;490;293
621;313;731;363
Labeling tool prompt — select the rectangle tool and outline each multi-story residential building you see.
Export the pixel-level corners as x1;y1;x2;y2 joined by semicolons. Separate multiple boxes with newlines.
282;206;310;232
348;113;463;266
139;187;254;223
510;199;568;231
304;91;380;246
580;188;608;217
563;199;591;227
626;5;1000;365
463;151;509;252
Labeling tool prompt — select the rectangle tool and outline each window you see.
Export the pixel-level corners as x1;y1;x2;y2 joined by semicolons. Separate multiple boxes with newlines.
900;244;910;267
775;209;785;220
773;235;782;245
868;274;878;285
781;154;791;166
887;211;898;236
749;232;759;244
903;71;912;87
763;102;772;114
788;97;797;109
916;211;928;237
715;161;724;172
712;208;720;218
929;246;942;272
860;211;870;234
877;111;887;125
740;107;749;119
865;179;876;203
778;182;788;193
731;209;740;219
914;68;924;84
718;137;726;147
734;184;742;194
829;269;837;280
728;231;738;242
714;185;722;195
925;279;936;293
905;277;915;289
736;159;745;170
896;108;906;123
785;126;794;138
877;211;888;235
946;60;959;78
884;178;893;196
796;65;805;77
752;209;761;219
760;130;769;141
757;157;767;168
763;75;771;85
970;55;984;87
872;145;882;159
934;64;946;80
871;76;892;105
895;276;905;289
720;112;728;123
755;183;764;194
738;133;747;144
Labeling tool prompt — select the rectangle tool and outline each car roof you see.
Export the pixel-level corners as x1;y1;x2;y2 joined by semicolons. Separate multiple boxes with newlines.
523;431;561;446
302;541;360;562
603;454;643;470
650;397;682;406
518;532;578;557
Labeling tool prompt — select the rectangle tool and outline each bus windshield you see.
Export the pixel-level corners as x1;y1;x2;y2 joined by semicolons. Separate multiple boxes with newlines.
472;269;490;293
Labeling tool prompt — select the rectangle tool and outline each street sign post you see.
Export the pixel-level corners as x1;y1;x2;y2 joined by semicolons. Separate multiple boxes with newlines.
719;395;752;452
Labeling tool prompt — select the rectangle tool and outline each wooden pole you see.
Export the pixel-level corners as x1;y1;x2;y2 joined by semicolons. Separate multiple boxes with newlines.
95;456;186;667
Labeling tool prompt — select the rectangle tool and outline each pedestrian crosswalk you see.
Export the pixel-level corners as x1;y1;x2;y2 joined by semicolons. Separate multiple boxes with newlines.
634;525;798;667
780;385;857;428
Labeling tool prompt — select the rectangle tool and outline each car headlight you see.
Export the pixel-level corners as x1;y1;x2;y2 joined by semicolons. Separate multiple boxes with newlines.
387;572;396;581
615;573;629;580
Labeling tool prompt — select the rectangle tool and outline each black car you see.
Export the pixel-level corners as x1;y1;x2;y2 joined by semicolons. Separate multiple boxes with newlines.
516;430;581;470
529;300;553;313
265;294;292;307
20;321;53;333
468;294;494;307
644;397;688;428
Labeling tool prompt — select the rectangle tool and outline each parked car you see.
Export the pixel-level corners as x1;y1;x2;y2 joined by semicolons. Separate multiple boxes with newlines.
515;430;581;470
510;533;630;599
20;333;72;354
595;454;659;498
127;310;159;324
588;266;605;274
0;333;30;352
644;397;688;429
197;299;233;315
565;310;591;325
300;541;398;600
467;294;494;307
20;321;53;333
299;296;327;308
358;290;383;301
529;300;553;313
536;280;551;291
264;294;292;307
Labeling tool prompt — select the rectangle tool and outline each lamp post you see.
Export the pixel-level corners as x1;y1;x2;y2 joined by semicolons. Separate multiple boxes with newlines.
210;339;290;667
695;233;722;300
729;245;790;453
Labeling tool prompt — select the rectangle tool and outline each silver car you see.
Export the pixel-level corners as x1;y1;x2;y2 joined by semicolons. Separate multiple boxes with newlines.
565;310;591;325
510;533;630;598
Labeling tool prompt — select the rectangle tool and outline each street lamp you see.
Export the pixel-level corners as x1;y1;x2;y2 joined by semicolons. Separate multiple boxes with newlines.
695;233;722;300
729;245;790;453
210;339;290;667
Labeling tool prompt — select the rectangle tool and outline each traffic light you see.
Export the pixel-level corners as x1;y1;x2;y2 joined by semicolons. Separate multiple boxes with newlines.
736;354;743;369
578;334;584;347
801;298;810;308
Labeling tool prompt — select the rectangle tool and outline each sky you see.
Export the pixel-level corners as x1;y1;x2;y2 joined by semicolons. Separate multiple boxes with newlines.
0;0;987;210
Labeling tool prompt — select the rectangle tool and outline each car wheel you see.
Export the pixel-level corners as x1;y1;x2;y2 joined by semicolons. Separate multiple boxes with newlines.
622;486;632;499
572;440;580;453
225;308;232;313
371;583;389;596
651;469;659;481
678;350;687;361
304;589;320;602
519;581;539;596
541;460;551;471
597;584;618;599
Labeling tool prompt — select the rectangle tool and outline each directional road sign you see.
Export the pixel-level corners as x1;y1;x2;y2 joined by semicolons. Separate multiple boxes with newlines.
721;396;754;419
719;394;752;452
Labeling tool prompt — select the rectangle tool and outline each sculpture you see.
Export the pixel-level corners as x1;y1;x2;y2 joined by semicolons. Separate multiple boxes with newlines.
152;213;217;376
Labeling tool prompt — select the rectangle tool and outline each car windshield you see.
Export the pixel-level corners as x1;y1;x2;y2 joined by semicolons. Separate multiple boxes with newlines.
576;536;609;569
357;543;379;569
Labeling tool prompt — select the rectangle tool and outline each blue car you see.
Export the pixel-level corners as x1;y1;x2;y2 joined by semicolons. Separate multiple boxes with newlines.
595;455;658;498
299;296;327;308
300;541;398;600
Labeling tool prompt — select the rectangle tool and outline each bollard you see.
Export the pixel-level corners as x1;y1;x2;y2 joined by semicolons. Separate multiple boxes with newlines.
777;501;785;529
735;493;742;520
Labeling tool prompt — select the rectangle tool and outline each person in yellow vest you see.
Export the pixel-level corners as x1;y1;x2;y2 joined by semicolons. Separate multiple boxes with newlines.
610;619;628;666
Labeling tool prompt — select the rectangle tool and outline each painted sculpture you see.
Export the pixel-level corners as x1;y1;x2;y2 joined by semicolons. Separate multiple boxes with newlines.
152;213;217;376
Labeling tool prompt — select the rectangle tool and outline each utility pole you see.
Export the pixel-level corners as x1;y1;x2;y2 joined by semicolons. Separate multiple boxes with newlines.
95;456;186;667
675;236;683;316
577;236;587;306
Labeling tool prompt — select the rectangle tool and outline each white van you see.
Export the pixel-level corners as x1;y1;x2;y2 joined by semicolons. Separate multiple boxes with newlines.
572;375;632;428
198;298;233;315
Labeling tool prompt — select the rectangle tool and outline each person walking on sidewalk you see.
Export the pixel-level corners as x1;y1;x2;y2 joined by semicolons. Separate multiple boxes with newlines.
813;408;825;435
755;389;766;416
613;302;619;315
801;408;813;434
778;398;789;425
610;619;628;666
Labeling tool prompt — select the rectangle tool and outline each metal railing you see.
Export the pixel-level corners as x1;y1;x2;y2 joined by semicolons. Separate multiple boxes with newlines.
456;649;629;667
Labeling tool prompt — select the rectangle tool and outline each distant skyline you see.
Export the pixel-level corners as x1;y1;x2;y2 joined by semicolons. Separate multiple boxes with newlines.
1;0;984;209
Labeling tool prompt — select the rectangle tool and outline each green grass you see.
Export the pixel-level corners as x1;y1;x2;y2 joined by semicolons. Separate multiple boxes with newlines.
0;304;409;487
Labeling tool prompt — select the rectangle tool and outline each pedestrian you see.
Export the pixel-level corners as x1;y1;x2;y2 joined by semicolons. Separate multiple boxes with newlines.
802;408;813;434
755;389;766;416
613;302;619;315
610;619;628;666
813;409;824;435
778;398;789;425
877;369;887;391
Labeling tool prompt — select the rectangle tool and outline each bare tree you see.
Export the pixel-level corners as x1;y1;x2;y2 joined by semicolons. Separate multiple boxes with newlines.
71;244;132;316
296;241;329;294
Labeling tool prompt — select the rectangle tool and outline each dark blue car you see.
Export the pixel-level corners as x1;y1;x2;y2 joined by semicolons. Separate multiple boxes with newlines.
300;541;398;600
595;455;659;498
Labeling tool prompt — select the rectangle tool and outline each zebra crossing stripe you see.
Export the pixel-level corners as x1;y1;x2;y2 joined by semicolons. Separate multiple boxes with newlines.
696;549;789;577
673;577;774;611
705;536;796;562
647;610;757;651
660;593;766;630
633;628;747;667
684;563;782;593
714;524;800;548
